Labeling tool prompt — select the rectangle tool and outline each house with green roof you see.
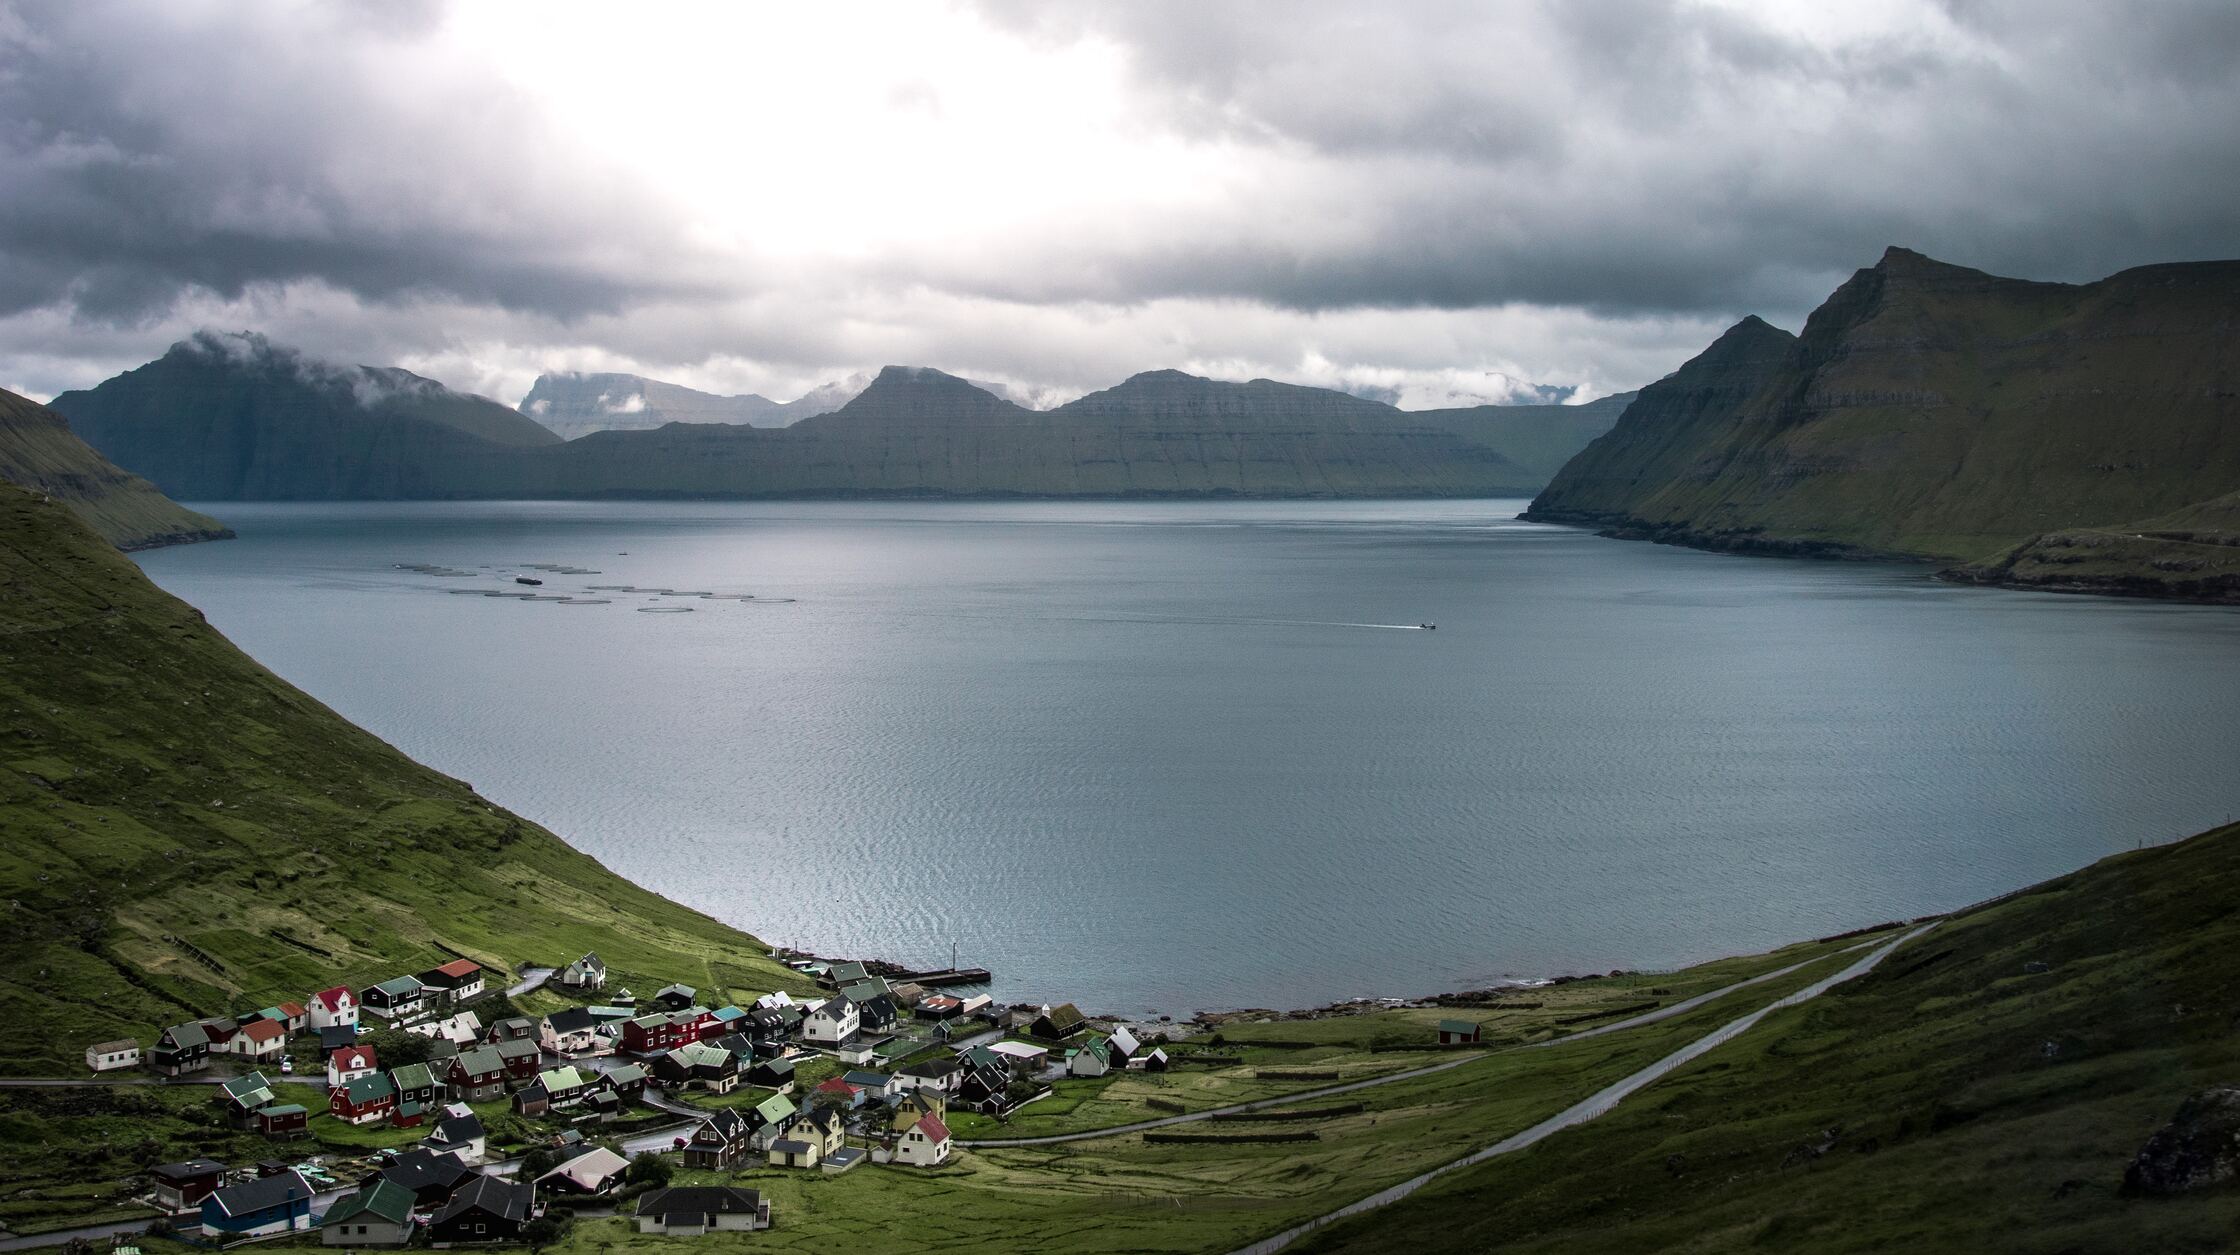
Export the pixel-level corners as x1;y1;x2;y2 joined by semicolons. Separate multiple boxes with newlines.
256;1102;308;1136
219;1072;276;1128
1069;1035;1114;1078
330;1071;399;1125
390;1061;439;1108
360;975;426;1022
320;1177;416;1248
744;1092;799;1149
1436;1019;1483;1045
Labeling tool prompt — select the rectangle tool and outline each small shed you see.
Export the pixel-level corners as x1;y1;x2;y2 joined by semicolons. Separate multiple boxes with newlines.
1436;1019;1483;1045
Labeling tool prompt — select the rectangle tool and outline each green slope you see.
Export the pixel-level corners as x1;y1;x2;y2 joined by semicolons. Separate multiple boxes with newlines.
1297;820;2240;1255
1943;488;2240;604
1528;248;2240;565
0;387;230;551
0;480;804;1075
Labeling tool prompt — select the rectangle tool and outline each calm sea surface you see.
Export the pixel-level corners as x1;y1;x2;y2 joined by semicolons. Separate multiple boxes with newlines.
134;500;2240;1015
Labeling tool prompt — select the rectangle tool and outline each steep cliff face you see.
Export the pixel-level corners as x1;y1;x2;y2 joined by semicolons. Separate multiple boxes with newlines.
1525;317;1798;536
1526;248;2240;562
52;331;557;499
0;387;230;550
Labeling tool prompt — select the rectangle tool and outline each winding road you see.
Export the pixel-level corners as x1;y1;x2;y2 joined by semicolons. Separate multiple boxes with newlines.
962;934;1891;1149
1224;923;1936;1255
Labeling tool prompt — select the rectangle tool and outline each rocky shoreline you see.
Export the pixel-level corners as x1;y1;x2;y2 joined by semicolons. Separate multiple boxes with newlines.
1519;509;1937;564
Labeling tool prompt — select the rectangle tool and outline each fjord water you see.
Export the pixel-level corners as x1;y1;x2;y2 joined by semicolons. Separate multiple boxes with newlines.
136;500;2240;1015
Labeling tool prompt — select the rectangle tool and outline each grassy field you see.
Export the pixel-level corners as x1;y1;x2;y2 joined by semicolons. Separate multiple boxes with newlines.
517;950;1874;1254
0;483;814;1076
1296;821;2240;1255
0;1084;278;1233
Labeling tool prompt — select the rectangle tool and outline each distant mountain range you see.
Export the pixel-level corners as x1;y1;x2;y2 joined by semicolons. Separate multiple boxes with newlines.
53;331;560;499
517;369;1083;440
1525;247;2240;601
0;385;230;550
53;338;1633;502
517;370;872;437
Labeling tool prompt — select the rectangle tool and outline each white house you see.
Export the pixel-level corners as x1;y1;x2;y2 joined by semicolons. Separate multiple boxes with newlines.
407;1010;484;1045
232;1019;288;1061
1069;1037;1113;1078
86;1039;140;1072
633;1187;769;1235
800;995;860;1046
328;1043;379;1087
895;1056;962;1093
558;952;607;992
539;1008;603;1056
893;1113;952;1167
307;986;357;1030
424;1112;487;1163
1108;1025;1143;1067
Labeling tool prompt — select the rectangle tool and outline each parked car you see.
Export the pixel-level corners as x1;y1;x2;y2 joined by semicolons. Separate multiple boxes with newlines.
280;1056;294;1074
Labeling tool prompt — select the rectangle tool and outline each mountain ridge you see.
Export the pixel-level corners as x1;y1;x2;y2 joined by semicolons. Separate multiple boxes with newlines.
1524;248;2240;568
0;386;232;550
59;347;1627;500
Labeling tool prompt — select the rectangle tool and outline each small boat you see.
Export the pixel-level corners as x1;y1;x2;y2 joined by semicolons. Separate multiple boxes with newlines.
515;577;543;586
1419;623;1436;630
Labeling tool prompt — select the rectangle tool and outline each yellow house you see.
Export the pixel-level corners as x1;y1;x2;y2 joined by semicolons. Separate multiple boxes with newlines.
891;1089;947;1133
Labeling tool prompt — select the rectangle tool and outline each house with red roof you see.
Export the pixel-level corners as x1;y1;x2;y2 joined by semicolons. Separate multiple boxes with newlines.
892;1112;951;1167
415;959;487;1006
232;1018;288;1062
307;985;357;1030
328;1043;379;1087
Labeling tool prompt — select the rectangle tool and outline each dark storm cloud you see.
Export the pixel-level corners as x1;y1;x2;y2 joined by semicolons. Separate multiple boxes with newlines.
2;1;2236;404
974;0;2240;315
0;0;712;325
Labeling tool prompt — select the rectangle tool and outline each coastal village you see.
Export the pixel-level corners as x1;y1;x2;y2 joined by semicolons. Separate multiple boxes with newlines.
61;947;1201;1247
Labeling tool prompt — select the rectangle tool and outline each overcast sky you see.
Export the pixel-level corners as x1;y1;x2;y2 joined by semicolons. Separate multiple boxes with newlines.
3;0;2237;408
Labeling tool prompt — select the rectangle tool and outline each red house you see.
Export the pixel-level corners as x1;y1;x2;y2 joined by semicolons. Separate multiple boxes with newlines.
256;1103;309;1136
620;1009;710;1058
329;1073;399;1125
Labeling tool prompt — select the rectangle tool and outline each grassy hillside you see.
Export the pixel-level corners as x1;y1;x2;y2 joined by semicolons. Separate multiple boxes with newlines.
1297;820;2240;1254
1944;489;2240;603
0;388;230;551
0;480;805;1074
1528;248;2240;565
